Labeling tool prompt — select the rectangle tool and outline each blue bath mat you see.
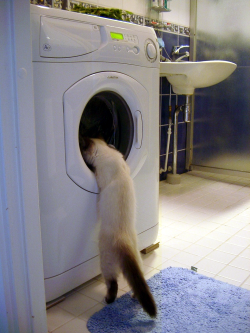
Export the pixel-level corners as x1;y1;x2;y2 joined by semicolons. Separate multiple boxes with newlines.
87;267;250;333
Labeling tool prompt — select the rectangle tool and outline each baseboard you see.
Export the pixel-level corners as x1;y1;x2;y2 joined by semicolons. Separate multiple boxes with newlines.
191;165;250;179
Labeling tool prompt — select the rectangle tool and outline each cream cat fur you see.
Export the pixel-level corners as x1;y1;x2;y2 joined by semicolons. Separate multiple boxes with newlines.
80;137;157;318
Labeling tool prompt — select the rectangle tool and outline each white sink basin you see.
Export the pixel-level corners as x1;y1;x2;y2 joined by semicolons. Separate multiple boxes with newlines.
160;60;237;95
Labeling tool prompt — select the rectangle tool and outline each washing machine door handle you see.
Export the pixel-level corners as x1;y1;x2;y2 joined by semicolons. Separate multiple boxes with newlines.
135;110;143;149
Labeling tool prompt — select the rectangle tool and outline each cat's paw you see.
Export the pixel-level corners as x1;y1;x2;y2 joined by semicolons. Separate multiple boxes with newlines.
105;296;116;304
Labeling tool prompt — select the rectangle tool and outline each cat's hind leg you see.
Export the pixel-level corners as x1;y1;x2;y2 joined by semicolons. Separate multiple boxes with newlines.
104;279;118;304
99;248;119;304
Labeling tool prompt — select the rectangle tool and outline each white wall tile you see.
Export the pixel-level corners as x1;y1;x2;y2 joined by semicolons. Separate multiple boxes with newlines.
122;0;150;16
98;0;123;9
81;0;190;25
160;0;190;26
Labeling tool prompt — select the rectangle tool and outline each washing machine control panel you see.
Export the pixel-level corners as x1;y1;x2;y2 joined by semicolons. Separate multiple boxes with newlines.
31;4;159;67
109;30;141;56
106;26;158;63
110;31;139;44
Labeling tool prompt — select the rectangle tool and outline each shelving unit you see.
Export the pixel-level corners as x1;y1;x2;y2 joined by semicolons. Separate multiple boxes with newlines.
151;6;171;12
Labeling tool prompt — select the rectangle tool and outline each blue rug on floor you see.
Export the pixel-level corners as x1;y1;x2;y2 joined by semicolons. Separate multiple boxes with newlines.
87;267;250;333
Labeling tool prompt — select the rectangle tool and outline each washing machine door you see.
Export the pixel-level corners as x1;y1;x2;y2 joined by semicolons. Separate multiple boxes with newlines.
63;72;149;193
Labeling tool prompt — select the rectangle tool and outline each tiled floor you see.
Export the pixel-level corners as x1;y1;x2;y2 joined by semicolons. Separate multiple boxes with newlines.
47;171;250;332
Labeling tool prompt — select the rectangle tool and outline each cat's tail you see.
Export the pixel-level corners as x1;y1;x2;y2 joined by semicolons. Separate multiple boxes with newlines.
117;243;157;318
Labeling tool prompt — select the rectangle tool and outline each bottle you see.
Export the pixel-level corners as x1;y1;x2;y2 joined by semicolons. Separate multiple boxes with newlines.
158;0;164;7
151;0;159;8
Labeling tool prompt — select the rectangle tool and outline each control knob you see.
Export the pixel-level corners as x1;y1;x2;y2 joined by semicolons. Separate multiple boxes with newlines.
145;40;157;62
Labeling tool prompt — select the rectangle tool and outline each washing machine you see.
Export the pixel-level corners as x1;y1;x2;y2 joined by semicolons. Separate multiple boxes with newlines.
31;4;159;302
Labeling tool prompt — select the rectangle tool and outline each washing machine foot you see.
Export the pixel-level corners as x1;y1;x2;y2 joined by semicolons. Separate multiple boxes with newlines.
141;242;160;254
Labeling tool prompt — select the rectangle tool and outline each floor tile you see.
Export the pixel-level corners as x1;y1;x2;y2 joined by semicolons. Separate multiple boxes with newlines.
175;231;203;243
236;229;250;239
229;256;250;271
215;275;242;287
165;238;192;250
52;317;89;333
157;259;189;270
206;230;231;242
160;226;183;238
166;221;192;232
185;244;213;258
195;258;226;275
215;225;242;235
196;237;223;250
144;268;160;281
57;292;98;317
199;221;220;231
159;217;177;227
227;235;250;247
171;251;202;267
226;217;249;229
47;306;74;332
79;303;104;322
141;251;169;269
158;244;181;259
216;242;245;256
239;248;250;259
243;224;250;231
197;269;216;278
241;283;250;290
244;276;250;285
206;250;236;265
142;264;155;275
77;280;107;303
187;226;211;237
218;265;250;284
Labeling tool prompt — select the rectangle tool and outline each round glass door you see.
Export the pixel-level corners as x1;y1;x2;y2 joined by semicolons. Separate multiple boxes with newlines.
63;72;149;193
79;91;134;160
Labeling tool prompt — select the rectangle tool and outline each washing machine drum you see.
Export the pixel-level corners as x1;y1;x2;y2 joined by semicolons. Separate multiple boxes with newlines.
64;72;149;194
79;91;133;160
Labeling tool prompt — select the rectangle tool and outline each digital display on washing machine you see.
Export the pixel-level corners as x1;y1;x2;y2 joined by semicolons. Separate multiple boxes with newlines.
110;32;124;40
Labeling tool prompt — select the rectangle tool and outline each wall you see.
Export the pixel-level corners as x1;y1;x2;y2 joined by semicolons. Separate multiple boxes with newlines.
66;0;190;25
160;0;190;27
192;0;250;174
159;30;190;181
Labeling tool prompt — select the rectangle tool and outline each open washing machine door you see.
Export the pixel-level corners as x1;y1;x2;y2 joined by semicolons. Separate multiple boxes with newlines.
63;72;149;193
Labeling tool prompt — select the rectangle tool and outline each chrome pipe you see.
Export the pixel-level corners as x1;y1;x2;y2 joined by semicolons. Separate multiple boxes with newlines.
172;96;191;175
184;95;191;122
173;107;181;175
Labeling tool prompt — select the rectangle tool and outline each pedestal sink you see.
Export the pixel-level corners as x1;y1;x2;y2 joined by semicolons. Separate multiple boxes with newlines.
160;60;237;95
160;60;237;185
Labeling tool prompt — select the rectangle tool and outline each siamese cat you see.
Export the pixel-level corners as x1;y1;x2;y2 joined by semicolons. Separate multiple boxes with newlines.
79;137;157;318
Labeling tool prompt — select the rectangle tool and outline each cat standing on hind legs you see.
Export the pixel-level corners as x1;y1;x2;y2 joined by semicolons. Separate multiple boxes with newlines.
80;137;157;318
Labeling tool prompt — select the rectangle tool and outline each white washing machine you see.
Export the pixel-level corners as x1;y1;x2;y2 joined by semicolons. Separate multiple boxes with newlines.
31;4;159;302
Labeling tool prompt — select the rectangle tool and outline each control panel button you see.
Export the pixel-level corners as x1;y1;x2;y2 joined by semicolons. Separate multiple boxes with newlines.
133;46;139;55
124;33;138;44
146;42;157;59
144;39;157;62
